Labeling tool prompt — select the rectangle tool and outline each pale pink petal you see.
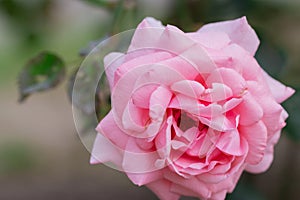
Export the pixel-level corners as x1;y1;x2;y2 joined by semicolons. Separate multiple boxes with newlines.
234;92;263;126
170;183;199;198
245;130;280;173
164;170;212;199
262;70;295;103
239;121;267;165
112;64;181;131
222;98;243;113
208;163;245;194
127;169;163;186
133;63;188;87
156;25;195;54
208;162;232;175
211;44;261;81
197;172;228;184
187;31;231;49
128;17;164;51
198;16;259;55
205;68;246;96
90;133;122;167
122;138;162;173
209;190;227;200
149;86;173;120
171;80;205;99
147;179;180;200
95;111;129;149
247;81;287;134
122;101;149;132
131;83;158;108
169;93;200;114
199;114;237;132
155;116;173;159
179;43;217;74
91;111;130;168
103;52;124;89
114;51;173;84
216;129;248;156
201;83;233;102
157;55;201;80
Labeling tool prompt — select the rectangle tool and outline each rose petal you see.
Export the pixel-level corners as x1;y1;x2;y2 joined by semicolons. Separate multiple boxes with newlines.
147;179;180;200
201;83;233;102
222;98;243;113
128;17;164;51
245;129;280;173
90;133;122;166
164;170;212;199
96;111;129;149
239;121;267;165
104;52;124;89
131;83;159;108
122;138;162;173
263;70;295;103
220;44;262;80
122;101;149;132
127;170;163;186
114;51;173;84
234;92;263;126
198;16;259;55
171;80;205;99
179;43;217;74
187;31;231;49
156;25;195;54
206;68;246;96
170;183;199;198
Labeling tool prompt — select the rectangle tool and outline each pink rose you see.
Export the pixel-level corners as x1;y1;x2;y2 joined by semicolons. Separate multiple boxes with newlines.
90;17;294;200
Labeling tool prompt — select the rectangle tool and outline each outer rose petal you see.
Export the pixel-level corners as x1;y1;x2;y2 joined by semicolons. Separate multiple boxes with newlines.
245;130;281;173
146;179;180;200
164;170;212;199
95;111;129;149
239;121;268;165
90;133;123;166
90;111;129;168
198;17;259;55
128;17;164;51
262;71;295;103
114;51;173;85
187;31;231;49
127;170;163;186
234;92;263;126
103;52;124;89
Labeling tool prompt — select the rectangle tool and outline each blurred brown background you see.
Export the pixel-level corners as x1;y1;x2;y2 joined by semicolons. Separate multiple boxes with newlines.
0;0;299;199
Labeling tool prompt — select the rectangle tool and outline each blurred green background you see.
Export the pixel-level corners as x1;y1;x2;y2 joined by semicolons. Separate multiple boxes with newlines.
0;0;299;199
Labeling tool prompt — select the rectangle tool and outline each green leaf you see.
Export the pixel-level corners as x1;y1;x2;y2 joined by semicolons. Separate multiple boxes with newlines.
18;51;66;102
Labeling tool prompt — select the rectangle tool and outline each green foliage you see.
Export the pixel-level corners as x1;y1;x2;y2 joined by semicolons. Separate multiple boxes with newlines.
18;51;65;102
